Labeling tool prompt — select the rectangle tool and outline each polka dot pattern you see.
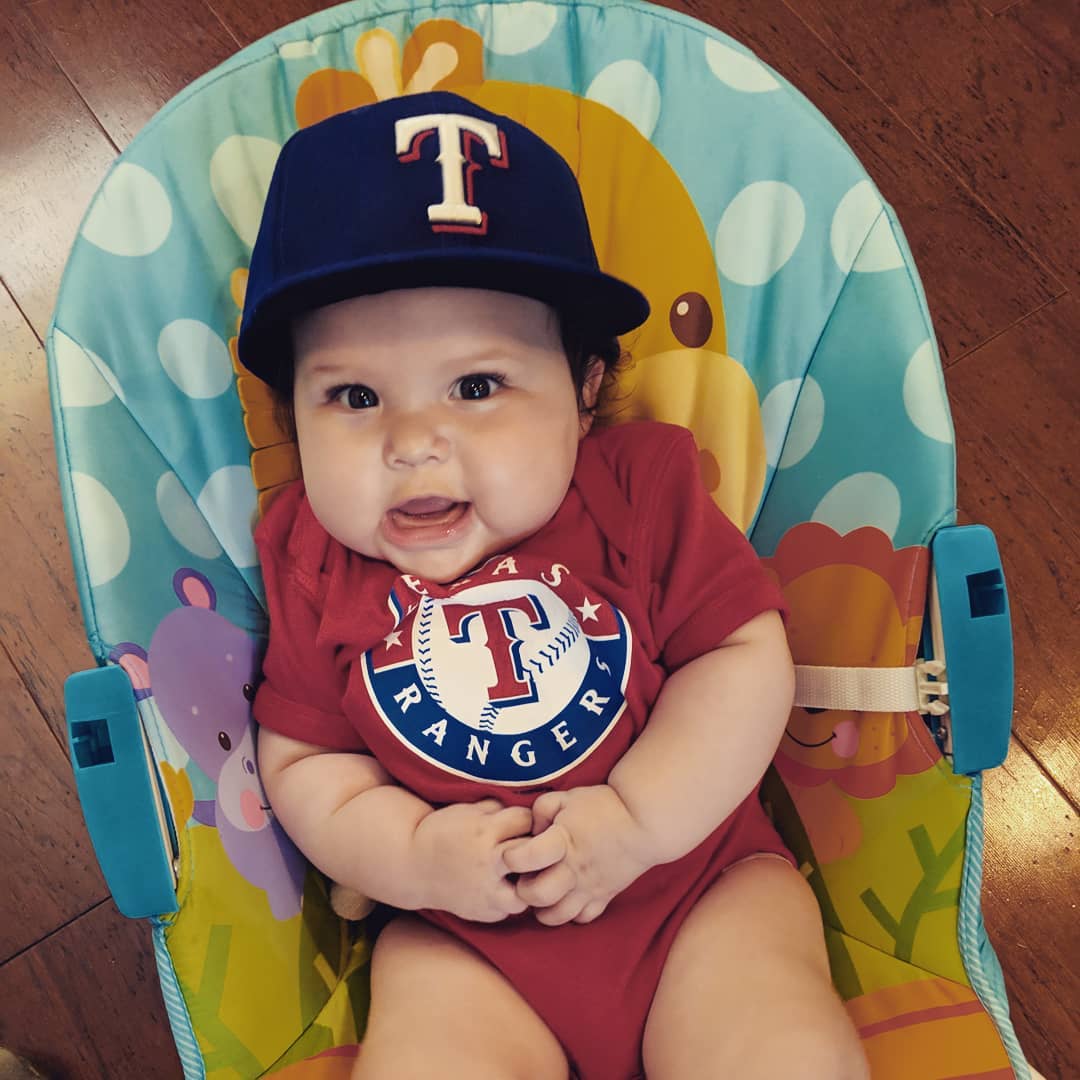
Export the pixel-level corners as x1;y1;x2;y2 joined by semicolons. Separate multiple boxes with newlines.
279;40;318;59
586;60;661;140
813;473;903;539
904;341;953;444
209;136;281;249
475;2;558;54
763;377;825;469
716;182;805;286
70;472;131;587
81;163;173;256
53;330;124;407
196;467;259;570
832;181;903;273
158;320;234;399
704;39;780;92
157;471;224;559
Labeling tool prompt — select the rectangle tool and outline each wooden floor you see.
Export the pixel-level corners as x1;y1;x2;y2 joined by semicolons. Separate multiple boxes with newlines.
1;0;1076;1076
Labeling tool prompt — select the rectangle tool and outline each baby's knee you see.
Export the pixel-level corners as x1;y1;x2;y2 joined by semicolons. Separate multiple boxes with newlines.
352;1037;533;1080
787;1018;870;1080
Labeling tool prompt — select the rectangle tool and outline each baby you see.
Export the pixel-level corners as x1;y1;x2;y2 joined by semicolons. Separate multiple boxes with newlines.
239;92;867;1080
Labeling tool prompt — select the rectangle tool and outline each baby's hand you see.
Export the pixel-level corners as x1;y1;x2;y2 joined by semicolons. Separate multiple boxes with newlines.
411;798;533;923
503;786;658;926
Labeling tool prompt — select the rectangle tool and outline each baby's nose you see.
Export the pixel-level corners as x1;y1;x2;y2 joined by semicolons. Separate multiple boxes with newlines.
384;409;451;467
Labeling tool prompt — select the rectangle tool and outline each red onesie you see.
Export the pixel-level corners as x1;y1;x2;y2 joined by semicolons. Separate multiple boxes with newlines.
254;420;793;1079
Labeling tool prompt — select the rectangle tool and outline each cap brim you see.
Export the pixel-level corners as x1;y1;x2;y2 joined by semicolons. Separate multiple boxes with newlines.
237;249;650;390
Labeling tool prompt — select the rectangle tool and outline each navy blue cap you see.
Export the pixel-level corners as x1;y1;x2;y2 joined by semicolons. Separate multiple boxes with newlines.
237;91;650;389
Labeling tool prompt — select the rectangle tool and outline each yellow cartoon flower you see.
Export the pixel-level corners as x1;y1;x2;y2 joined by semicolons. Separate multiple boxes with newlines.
295;21;485;128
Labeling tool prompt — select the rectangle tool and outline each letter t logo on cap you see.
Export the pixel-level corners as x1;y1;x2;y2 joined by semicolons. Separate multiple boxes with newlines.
395;112;509;234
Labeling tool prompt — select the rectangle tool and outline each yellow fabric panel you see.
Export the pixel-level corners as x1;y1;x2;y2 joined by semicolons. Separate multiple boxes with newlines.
163;825;368;1077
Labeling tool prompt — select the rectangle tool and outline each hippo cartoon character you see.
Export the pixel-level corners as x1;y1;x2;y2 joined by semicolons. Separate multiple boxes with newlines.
113;568;305;920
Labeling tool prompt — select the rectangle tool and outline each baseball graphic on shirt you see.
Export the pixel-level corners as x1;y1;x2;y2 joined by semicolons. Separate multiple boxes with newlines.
365;562;631;785
413;581;589;735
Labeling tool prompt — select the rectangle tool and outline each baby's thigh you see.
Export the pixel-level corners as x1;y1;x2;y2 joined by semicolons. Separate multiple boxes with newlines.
643;858;868;1080
353;914;569;1080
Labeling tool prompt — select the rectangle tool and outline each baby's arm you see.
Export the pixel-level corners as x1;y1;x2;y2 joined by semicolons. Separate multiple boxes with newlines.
258;728;532;922
509;610;793;924
608;608;793;857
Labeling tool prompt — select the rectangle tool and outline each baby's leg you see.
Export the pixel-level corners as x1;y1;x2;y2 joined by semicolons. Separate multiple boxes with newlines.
643;857;868;1080
353;914;569;1080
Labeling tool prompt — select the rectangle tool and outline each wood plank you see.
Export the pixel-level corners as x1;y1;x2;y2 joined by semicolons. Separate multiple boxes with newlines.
0;649;108;964
948;292;1080;545
207;0;329;47
0;6;118;338
981;737;1080;1079
0;285;95;743
950;391;1080;809
661;0;1061;365
779;0;1079;291
980;0;1021;17
1004;0;1079;85
0;901;181;1079
23;0;240;151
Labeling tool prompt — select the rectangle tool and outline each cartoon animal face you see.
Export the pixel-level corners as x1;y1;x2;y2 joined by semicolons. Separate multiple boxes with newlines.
783;564;911;778
117;569;305;920
764;524;940;799
151;602;259;783
216;721;272;834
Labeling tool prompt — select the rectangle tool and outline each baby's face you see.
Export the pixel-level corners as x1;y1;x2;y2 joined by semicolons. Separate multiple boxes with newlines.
292;287;596;584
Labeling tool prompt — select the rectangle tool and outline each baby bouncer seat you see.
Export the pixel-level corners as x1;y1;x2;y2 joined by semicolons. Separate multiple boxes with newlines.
48;0;1028;1076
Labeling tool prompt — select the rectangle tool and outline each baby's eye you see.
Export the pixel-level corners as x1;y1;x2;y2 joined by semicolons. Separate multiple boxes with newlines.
455;374;504;401
331;384;379;409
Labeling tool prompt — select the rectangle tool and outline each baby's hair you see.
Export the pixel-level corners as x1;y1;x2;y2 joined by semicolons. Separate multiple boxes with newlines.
557;314;626;421
267;305;627;437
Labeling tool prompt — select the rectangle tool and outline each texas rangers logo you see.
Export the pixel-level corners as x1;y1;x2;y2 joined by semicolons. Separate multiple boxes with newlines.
363;564;630;785
395;111;509;235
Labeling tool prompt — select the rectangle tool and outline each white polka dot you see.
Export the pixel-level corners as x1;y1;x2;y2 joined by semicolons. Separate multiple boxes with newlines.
196;466;258;569
831;181;903;273
157;471;224;559
475;2;558;54
209;135;281;248
52;330;125;407
762;379;799;467
586;60;661;140
852;215;904;273
779;377;825;469
903;340;953;444
704;39;780;92
278;40;316;59
762;377;825;468
812;473;902;539
715;182;805;286
81;163;173;256
70;472;131;587
158;320;234;399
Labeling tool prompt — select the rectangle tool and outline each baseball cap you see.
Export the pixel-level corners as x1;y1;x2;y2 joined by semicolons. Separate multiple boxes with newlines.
237;91;650;390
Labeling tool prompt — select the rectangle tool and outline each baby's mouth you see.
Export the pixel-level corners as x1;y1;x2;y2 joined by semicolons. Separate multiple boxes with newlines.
388;496;470;530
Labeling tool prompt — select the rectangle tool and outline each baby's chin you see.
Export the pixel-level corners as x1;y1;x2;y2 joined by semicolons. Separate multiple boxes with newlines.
382;543;497;586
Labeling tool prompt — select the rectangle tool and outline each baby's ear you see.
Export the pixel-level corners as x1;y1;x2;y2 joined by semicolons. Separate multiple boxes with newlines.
579;358;605;436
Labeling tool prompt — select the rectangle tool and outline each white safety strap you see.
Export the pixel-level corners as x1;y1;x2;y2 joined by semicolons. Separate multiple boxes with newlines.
794;662;948;715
